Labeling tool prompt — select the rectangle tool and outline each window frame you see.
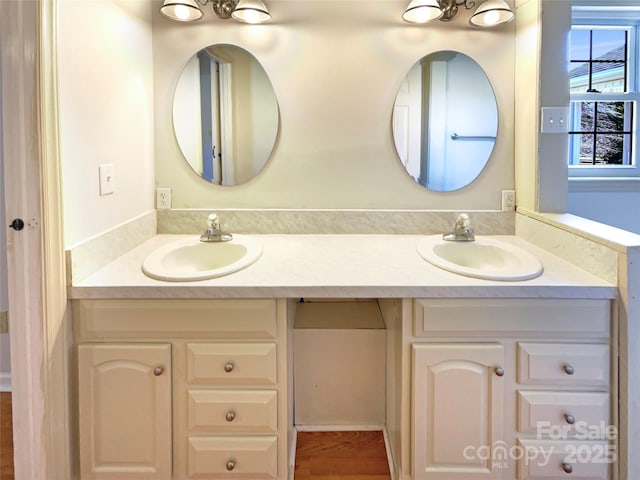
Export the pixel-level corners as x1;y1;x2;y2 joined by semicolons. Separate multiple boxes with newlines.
569;5;640;180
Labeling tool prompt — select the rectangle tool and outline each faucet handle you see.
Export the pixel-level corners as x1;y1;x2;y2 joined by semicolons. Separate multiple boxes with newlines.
456;213;470;228
207;213;219;228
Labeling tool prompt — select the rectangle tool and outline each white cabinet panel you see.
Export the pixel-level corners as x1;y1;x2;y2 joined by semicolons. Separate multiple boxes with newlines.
78;343;172;479
517;439;610;479
517;343;609;387
187;343;277;385
187;436;277;479
412;343;504;479
517;391;609;435
188;389;278;433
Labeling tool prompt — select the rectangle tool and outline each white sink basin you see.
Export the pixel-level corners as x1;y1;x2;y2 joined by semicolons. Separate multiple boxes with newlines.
142;235;262;282
416;235;543;281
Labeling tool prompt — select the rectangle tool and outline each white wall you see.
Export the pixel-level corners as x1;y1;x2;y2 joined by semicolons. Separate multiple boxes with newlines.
57;0;155;247
153;0;516;210
569;188;640;234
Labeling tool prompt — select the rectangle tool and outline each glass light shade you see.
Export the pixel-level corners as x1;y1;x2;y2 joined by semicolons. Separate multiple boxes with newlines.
470;0;514;27
231;0;271;23
402;0;443;23
160;0;203;21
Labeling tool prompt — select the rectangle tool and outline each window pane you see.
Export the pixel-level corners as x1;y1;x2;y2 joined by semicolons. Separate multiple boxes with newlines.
569;61;591;92
591;62;625;92
595;102;626;132
591;29;626;60
570;29;591;61
576;134;595;164
572;102;595;132
595;134;625;164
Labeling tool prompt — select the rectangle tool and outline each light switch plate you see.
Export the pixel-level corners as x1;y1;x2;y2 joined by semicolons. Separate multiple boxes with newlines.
541;107;569;133
99;164;115;196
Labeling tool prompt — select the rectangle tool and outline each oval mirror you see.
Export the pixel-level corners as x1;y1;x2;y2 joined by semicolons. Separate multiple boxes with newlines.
173;44;279;185
392;51;498;192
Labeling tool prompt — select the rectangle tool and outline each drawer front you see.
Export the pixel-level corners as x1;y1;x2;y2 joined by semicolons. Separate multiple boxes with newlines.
414;299;610;338
74;299;277;339
188;436;277;479
517;391;609;435
188;390;277;434
517;439;610;479
187;343;277;385
517;343;609;387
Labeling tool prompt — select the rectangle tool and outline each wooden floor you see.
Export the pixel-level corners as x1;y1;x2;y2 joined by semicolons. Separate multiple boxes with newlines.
0;393;13;480
295;431;391;480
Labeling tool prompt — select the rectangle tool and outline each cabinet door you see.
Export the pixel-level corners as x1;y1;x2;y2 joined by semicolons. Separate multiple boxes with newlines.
412;343;504;480
78;343;172;479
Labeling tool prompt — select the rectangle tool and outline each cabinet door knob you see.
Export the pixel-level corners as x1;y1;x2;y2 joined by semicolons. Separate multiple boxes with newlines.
562;462;573;474
564;414;576;425
153;366;164;376
224;362;234;373
226;459;236;471
225;410;236;422
563;364;575;375
494;367;505;377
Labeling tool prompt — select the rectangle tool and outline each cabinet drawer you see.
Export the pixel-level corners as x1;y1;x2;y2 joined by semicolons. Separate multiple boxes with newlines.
414;299;610;338
516;439;610;479
187;343;277;385
74;299;277;339
187;436;277;479
517;343;609;387
188;390;277;434
517;391;609;435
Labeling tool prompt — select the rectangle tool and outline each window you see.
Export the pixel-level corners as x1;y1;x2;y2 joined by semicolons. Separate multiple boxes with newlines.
569;5;639;178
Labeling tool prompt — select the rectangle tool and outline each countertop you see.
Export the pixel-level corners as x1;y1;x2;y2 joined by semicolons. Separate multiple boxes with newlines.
68;234;616;299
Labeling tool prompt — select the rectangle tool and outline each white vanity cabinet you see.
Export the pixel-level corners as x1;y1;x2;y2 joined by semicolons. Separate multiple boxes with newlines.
73;299;289;480
385;298;615;480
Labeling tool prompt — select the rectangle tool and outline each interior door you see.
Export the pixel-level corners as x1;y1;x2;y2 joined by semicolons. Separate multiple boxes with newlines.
1;1;68;477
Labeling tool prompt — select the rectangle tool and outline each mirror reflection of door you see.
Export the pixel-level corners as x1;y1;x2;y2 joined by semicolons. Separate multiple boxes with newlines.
197;50;222;183
393;51;498;192
173;44;279;186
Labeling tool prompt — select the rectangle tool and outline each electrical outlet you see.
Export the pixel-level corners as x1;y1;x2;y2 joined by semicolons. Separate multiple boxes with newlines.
541;107;569;133
501;190;516;212
156;187;171;209
99;164;115;196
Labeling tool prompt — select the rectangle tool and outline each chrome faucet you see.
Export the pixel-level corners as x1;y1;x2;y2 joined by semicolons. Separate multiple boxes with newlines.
442;213;475;242
200;213;233;242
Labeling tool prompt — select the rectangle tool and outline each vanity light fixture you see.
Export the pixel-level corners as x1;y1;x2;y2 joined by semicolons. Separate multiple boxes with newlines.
160;0;271;23
402;0;514;26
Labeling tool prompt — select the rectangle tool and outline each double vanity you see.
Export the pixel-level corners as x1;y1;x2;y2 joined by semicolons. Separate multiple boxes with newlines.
69;216;617;480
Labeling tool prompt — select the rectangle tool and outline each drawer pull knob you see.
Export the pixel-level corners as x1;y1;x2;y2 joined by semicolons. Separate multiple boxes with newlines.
563;364;575;375
564;414;576;425
153;366;164;376
494;367;505;377
224;362;235;373
225;410;236;422
226;459;236;471
562;462;573;474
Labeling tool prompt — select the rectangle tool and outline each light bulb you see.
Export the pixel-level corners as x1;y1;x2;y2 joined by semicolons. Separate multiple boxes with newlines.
481;10;499;25
174;4;190;20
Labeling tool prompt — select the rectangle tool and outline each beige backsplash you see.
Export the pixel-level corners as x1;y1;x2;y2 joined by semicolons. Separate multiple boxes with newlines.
156;209;516;235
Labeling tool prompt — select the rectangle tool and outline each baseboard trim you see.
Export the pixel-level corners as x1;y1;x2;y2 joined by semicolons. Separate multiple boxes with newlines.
0;373;11;392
